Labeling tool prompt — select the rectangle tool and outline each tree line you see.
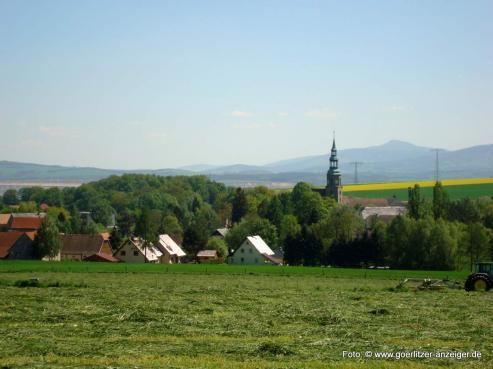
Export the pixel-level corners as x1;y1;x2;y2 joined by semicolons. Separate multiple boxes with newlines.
1;175;492;269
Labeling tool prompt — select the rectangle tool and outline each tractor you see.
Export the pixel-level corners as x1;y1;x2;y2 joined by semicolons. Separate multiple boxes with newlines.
464;262;493;291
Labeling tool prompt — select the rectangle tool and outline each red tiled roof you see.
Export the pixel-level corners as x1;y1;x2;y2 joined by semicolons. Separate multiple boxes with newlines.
343;197;390;207
25;231;37;241
84;252;119;262
0;214;12;226
60;234;105;255
9;217;43;230
0;232;24;258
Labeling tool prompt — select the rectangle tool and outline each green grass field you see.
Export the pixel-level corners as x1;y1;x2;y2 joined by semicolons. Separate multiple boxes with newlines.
0;262;491;369
345;183;493;201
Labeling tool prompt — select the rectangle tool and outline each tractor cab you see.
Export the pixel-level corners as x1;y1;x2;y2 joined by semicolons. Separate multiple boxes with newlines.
474;262;493;276
465;262;493;291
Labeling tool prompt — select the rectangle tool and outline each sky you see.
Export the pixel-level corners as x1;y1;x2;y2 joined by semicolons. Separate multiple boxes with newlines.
0;0;492;169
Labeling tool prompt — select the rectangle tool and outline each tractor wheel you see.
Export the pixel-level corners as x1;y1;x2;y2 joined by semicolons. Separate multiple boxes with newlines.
465;274;491;292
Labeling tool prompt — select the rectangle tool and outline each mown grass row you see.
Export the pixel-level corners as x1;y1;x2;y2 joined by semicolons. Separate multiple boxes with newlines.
0;272;491;368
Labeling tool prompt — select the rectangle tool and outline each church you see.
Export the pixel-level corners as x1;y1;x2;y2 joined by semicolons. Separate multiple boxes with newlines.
325;136;342;203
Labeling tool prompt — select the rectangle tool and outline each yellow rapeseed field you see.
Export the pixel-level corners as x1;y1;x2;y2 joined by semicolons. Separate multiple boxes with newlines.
343;177;493;192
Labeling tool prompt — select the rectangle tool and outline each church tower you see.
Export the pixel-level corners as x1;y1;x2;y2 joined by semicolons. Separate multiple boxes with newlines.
325;133;342;203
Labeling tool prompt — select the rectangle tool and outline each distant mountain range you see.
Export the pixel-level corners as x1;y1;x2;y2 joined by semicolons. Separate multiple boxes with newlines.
1;140;492;188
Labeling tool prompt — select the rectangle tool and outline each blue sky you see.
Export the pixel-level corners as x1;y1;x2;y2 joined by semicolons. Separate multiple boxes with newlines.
0;0;492;169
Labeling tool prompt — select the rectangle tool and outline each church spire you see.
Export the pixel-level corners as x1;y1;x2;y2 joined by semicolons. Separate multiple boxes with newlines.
325;131;342;203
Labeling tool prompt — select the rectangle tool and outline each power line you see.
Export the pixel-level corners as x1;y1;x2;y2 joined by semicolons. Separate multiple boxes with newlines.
431;149;444;181
349;162;363;184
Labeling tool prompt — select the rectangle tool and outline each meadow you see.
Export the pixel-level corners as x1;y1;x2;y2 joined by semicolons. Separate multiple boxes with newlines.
0;262;492;369
343;178;493;200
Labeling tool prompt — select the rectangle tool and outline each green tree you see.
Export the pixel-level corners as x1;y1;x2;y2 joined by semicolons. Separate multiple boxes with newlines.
33;217;61;259
326;206;364;244
206;236;229;258
110;210;135;250
448;198;481;224
47;207;72;234
408;184;425;219
291;182;328;225
283;232;304;265
426;219;456;270
135;209;160;262
385;215;414;268
278;214;301;244
432;181;449;219
225;216;278;252
18;201;38;213
231;188;248;224
265;196;284;229
159;214;183;244
2;189;19;205
461;222;491;271
302;226;323;266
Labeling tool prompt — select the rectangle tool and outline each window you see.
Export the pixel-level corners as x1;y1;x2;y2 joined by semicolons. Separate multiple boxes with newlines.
120;250;126;256
133;250;139;256
249;247;253;253
240;257;244;263
255;258;258;263
240;248;244;253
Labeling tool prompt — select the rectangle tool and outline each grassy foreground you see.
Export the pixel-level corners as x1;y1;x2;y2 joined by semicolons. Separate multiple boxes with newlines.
0;262;491;369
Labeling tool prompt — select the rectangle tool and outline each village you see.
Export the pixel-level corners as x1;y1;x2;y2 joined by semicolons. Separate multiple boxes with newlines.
0;138;409;267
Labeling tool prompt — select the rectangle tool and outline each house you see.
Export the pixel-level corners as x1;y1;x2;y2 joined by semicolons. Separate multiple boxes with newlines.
84;252;119;262
360;206;407;227
60;234;114;261
7;214;44;232
0;214;11;231
212;228;229;238
117;237;162;263
155;234;186;264
197;249;218;263
0;232;36;259
229;235;281;265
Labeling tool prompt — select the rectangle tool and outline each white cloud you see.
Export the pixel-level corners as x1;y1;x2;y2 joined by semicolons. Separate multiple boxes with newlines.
231;110;252;117
305;108;338;120
39;125;79;138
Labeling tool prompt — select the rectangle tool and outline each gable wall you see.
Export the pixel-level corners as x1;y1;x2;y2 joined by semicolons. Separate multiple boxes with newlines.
229;239;265;265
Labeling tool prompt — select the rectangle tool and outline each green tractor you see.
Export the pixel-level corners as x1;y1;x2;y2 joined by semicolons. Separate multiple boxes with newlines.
465;262;493;291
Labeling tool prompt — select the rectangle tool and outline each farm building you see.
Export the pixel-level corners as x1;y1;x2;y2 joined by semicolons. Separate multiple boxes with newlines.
0;214;11;231
212;228;229;238
83;252;119;262
196;249;218;263
0;231;36;260
60;234;114;261
117;237;162;263
229;235;281;265
360;206;407;227
7;214;44;232
155;234;186;264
